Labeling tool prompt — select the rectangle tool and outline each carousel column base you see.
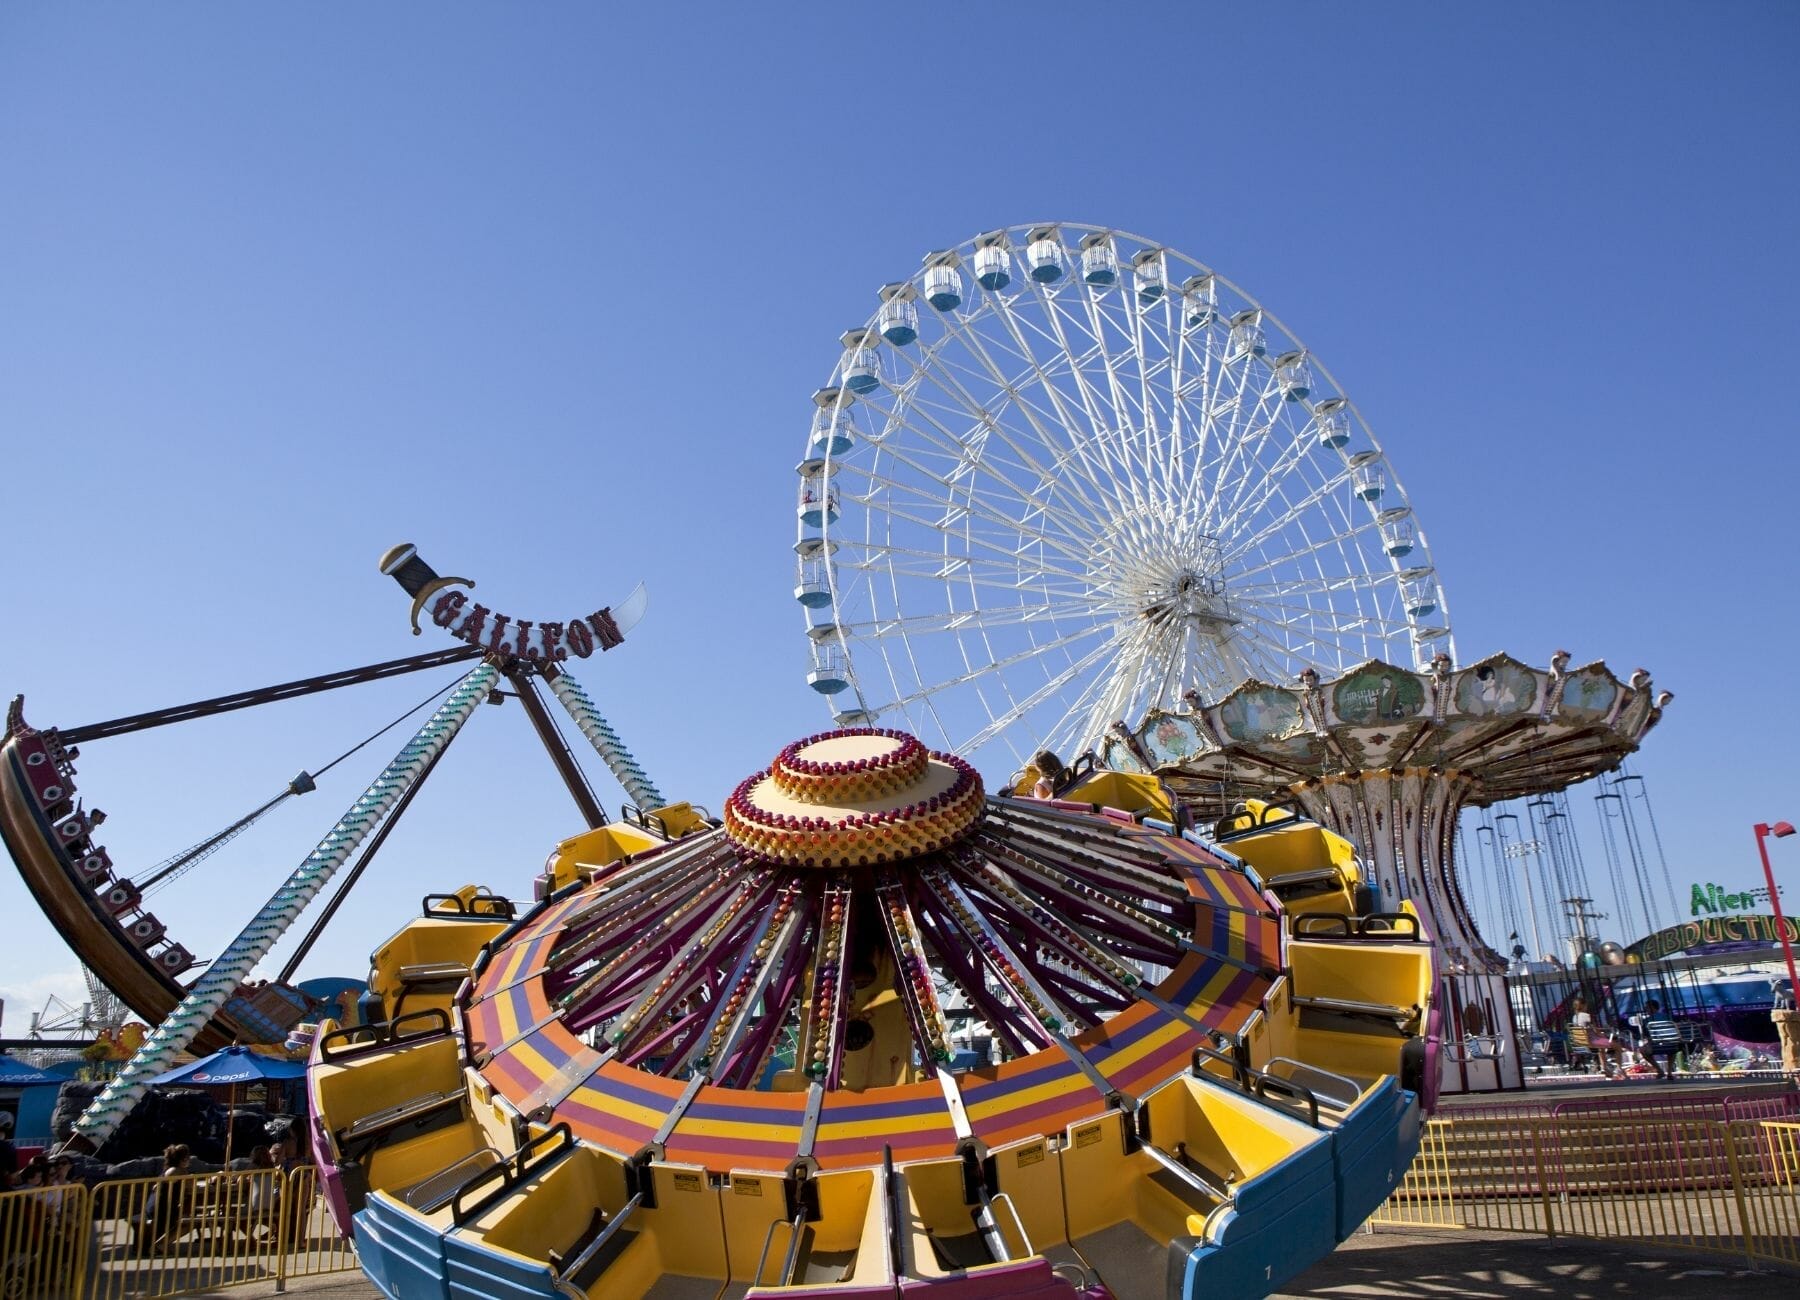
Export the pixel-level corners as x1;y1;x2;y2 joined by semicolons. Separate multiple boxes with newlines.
1774;1008;1800;1076
1436;970;1524;1094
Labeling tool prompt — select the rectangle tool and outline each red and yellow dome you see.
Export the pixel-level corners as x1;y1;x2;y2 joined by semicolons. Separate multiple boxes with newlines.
722;728;985;868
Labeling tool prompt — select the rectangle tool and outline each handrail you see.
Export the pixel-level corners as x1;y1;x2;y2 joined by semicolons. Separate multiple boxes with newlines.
1051;1261;1099;1291
753;1212;804;1287
551;1191;643;1296
318;1007;451;1061
1290;911;1421;941
1264;1056;1362;1110
881;1146;904;1280
1190;1043;1325;1128
619;804;670;841
423;891;516;920
1445;1033;1507;1063
1054;751;1098;795
449;1123;576;1226
1138;1138;1233;1206
988;1190;1033;1258
1213;798;1307;841
1253;1074;1321;1127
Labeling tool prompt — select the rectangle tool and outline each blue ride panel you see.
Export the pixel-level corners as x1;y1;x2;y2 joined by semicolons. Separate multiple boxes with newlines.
1172;1176;1339;1297
1329;1081;1422;1241
356;1193;450;1300
444;1232;561;1300
349;1209;397;1299
1164;1093;1340;1299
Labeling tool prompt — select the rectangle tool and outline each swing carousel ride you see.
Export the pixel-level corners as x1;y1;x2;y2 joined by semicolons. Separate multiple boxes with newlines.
0;222;1664;1297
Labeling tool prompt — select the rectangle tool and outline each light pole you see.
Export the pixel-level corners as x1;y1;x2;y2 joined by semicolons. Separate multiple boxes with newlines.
1753;820;1797;993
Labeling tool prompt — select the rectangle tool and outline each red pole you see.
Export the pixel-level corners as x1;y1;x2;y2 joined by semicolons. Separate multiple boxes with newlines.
1754;823;1800;993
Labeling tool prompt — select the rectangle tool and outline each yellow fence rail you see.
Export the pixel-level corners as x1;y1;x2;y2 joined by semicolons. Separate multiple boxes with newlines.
0;1166;359;1300
0;1180;90;1299
1375;1116;1800;1270
6;1123;1790;1296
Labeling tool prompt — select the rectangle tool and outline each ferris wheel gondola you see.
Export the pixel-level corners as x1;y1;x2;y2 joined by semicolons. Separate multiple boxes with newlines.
794;224;1454;771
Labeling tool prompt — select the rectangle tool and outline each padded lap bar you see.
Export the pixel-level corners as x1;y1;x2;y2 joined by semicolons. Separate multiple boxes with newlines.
398;961;472;985
1291;995;1412;1020
401;1147;502;1213
338;1088;467;1145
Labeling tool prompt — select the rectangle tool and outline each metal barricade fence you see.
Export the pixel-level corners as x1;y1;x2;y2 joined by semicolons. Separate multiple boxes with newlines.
81;1166;357;1300
1746;1122;1800;1269
89;1171;284;1300
1375;1114;1800;1272
281;1164;359;1282
1370;1113;1555;1232
1548;1118;1751;1253
0;1181;90;1299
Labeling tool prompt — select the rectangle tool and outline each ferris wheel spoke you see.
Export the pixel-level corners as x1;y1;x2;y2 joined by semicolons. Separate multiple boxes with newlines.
1218;464;1367;568
1166;331;1232;529
1033;284;1168;527
869;617;1116;719
831;535;1097;588
1231;565;1404;599
957;631;1131;757
837;594;1108;639
1215;441;1355;558
879;345;1125;550
1226;609;1391;673
1206;401;1331;543
910;304;1124;514
1229;596;1414;652
856;381;1108;547
972;286;1152;540
1201;368;1290;537
837;465;1098;570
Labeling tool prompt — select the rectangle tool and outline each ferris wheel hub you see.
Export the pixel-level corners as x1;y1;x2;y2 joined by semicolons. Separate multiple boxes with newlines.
722;728;986;869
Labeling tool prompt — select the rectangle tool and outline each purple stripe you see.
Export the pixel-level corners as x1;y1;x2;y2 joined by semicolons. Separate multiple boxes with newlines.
960;1054;1080;1101
971;1085;1105;1140
666;1132;801;1162
679;1099;808;1126
1082;1008;1171;1061
523;1027;579;1074
576;1069;686;1114
1106;1029;1201;1091
820;1092;951;1123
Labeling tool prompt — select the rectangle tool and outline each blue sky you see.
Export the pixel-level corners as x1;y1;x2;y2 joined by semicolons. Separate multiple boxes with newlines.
2;5;1796;1026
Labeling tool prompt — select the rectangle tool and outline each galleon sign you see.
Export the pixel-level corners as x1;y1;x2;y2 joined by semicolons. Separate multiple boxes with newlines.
379;542;639;663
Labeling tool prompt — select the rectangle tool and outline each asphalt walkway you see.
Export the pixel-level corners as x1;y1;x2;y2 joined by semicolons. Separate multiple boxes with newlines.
187;1226;1795;1298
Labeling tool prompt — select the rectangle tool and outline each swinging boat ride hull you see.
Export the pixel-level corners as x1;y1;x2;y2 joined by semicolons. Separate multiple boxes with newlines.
0;709;250;1051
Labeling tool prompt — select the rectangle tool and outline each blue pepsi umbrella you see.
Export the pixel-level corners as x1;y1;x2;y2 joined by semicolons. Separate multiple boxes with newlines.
148;1045;307;1087
0;1054;63;1086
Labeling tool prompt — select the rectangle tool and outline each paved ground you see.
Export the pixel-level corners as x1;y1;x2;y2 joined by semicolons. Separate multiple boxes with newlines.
186;1227;1795;1298
1272;1226;1792;1298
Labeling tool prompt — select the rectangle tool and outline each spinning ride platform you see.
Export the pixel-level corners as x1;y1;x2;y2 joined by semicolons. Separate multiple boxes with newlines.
308;728;1432;1300
1097;651;1670;1093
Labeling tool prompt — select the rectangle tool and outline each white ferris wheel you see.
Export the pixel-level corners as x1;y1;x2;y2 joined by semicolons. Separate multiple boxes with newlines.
794;224;1453;771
